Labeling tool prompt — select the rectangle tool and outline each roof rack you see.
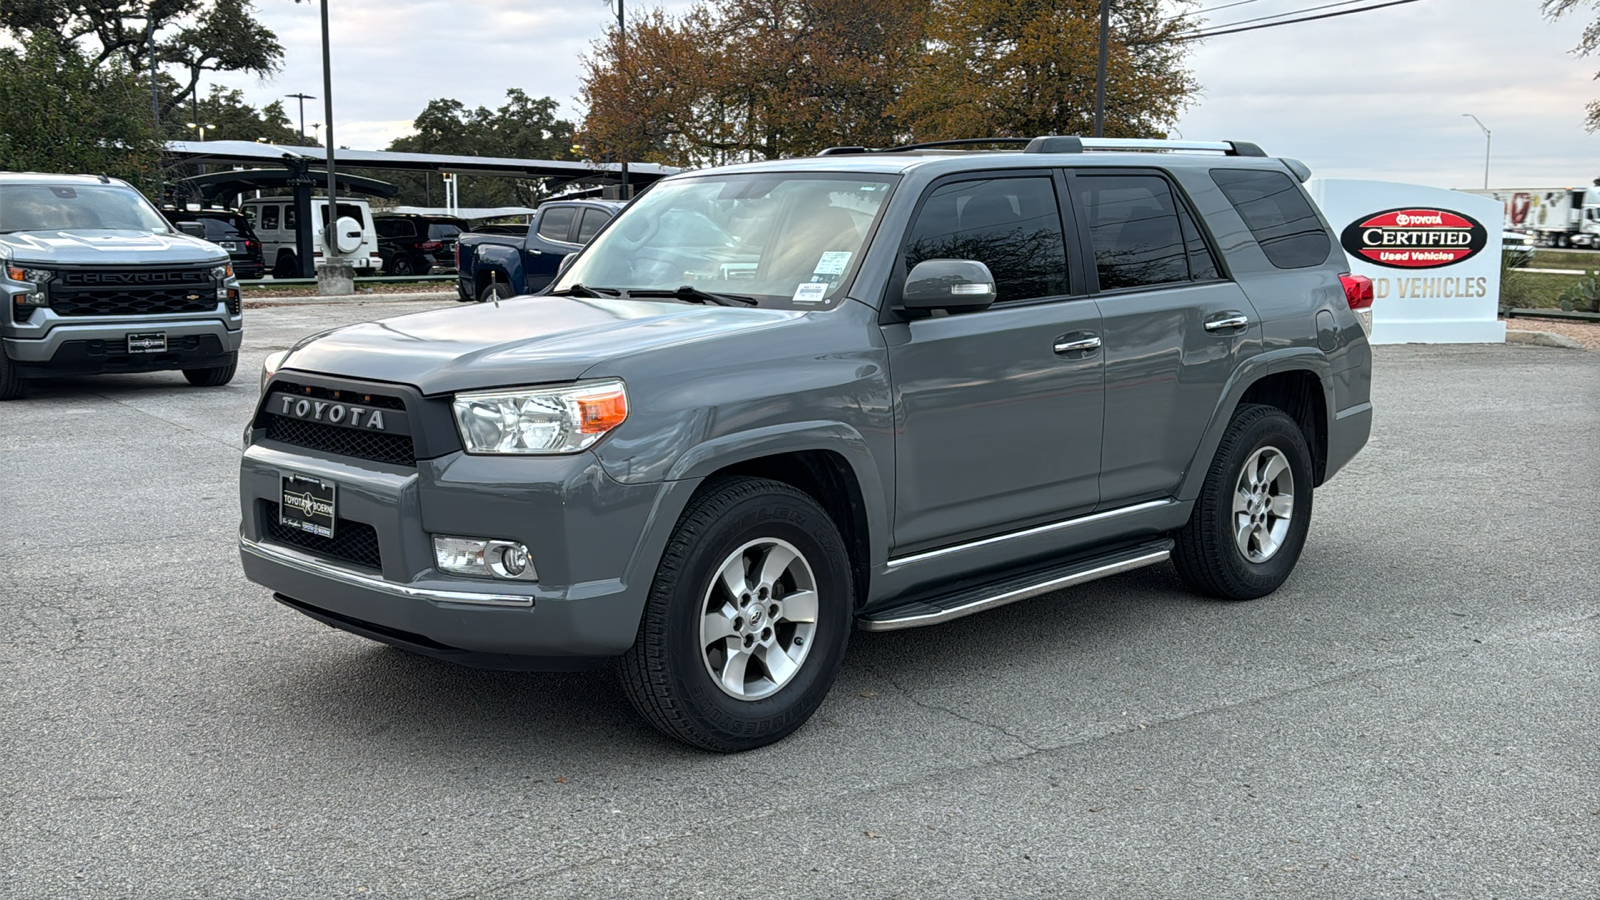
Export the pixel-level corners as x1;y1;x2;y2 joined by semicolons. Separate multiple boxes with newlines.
817;136;1268;158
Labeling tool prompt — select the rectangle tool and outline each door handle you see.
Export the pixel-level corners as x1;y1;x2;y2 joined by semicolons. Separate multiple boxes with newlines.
1203;312;1250;332
1053;334;1102;354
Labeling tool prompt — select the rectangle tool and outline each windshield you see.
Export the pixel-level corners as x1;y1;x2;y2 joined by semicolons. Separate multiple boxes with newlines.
0;184;172;234
554;173;895;308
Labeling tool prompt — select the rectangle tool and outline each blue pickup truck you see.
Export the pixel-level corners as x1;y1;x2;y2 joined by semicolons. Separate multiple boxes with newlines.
455;200;623;302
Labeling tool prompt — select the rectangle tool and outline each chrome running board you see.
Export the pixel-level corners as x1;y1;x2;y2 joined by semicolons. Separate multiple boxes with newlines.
858;540;1173;632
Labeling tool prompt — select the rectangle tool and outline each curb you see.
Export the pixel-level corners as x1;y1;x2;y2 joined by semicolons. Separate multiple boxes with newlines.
1505;329;1585;350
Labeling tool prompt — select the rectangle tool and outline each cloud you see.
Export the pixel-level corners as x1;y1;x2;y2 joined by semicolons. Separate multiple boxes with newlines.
213;0;1598;190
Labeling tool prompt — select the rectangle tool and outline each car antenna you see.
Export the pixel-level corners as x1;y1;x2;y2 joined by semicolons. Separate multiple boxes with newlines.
96;174;111;184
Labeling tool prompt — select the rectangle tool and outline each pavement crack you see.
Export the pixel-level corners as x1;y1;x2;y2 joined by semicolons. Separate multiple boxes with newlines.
869;665;1044;753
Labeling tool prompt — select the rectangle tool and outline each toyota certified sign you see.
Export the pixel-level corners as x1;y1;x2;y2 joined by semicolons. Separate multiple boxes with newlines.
1339;207;1489;269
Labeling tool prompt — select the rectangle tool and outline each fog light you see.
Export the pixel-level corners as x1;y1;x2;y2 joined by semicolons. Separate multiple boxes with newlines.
432;535;537;582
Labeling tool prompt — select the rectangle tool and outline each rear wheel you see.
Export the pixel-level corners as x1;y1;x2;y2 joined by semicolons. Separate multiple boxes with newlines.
1172;404;1313;600
618;477;852;752
0;348;26;400
478;281;513;302
182;352;238;387
272;252;298;278
389;255;415;276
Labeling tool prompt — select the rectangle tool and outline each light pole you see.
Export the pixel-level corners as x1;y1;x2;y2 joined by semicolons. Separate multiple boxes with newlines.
612;0;629;200
1094;0;1110;137
1462;114;1491;189
287;92;316;143
186;121;215;141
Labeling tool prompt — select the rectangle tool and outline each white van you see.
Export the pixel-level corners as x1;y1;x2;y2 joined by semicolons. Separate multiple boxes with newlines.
240;197;383;278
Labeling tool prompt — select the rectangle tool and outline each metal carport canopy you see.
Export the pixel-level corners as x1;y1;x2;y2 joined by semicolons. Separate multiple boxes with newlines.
164;141;680;187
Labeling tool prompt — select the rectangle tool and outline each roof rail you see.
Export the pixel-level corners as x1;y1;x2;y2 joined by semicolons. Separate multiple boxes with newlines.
814;136;1271;158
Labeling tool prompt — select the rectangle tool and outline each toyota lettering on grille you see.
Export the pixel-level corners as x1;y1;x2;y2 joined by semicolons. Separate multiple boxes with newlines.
277;395;389;430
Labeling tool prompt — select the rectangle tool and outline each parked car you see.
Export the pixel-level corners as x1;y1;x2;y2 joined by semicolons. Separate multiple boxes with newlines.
241;136;1373;751
455;200;622;301
374;213;468;276
0;173;243;399
162;205;267;279
240;196;383;278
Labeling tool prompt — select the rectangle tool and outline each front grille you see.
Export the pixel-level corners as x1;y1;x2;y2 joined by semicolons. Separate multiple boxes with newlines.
272;382;406;410
50;268;219;317
264;414;416;466
263;500;383;571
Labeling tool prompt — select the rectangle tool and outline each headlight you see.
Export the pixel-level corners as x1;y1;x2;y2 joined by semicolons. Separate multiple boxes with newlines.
260;349;289;394
212;264;233;281
452;379;628;454
5;266;51;284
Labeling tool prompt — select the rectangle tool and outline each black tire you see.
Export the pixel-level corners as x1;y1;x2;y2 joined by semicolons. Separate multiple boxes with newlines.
1172;404;1313;601
389;255;415;276
618;477;853;752
182;352;238;387
0;348;26;400
478;281;513;302
272;252;297;279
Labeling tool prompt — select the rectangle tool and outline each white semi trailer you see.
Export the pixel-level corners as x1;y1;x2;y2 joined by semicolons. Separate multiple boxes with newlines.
1461;185;1600;248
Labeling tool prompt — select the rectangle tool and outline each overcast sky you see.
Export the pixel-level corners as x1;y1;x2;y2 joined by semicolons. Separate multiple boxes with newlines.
213;0;1599;190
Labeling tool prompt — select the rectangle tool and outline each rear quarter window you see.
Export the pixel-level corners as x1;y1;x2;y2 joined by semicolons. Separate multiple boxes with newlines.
1210;169;1331;269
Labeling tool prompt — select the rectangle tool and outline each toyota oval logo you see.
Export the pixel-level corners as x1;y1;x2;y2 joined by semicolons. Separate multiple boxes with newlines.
1340;207;1488;269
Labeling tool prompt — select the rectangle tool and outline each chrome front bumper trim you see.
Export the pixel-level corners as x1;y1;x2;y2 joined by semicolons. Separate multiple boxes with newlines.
239;533;534;608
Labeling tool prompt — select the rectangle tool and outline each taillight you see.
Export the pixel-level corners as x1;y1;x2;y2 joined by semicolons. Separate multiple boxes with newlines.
455;244;461;268
419;241;443;251
1340;273;1374;310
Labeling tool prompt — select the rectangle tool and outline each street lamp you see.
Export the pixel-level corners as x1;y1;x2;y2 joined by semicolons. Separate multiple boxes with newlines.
1462;114;1491;189
610;0;629;199
295;0;341;269
186;121;215;141
286;92;316;144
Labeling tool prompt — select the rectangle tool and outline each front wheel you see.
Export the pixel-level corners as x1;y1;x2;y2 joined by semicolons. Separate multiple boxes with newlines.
182;352;238;387
478;281;513;303
0;348;26;400
618;477;852;752
1172;404;1313;600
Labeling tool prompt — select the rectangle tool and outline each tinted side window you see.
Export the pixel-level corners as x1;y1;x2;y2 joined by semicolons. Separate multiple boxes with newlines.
376;219;398;238
1177;202;1220;280
903;177;1068;303
1210;169;1330;269
1077;174;1188;290
285;206;296;229
261;205;279;230
576;208;610;243
537;206;577;241
428;223;462;241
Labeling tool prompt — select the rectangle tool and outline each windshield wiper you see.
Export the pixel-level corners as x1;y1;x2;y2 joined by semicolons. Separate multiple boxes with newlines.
547;283;618;298
624;285;758;307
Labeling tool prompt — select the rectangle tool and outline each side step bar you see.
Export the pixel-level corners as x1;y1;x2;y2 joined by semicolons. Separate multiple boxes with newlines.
857;539;1174;632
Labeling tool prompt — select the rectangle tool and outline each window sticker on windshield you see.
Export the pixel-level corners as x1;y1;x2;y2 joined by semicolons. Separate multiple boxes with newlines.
792;283;829;304
813;250;852;278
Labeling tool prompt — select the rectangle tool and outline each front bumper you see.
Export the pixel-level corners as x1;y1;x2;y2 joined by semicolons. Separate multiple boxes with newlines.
238;436;694;667
4;312;243;375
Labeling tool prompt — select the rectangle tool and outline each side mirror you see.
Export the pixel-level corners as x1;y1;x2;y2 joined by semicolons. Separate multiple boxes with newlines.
902;259;997;312
556;253;577;277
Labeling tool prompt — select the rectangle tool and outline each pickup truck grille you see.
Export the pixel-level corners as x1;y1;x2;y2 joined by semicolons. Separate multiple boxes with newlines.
262;383;416;466
50;267;217;317
263;500;383;571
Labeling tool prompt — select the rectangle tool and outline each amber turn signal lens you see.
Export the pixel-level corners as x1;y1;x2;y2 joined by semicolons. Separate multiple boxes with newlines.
577;388;628;434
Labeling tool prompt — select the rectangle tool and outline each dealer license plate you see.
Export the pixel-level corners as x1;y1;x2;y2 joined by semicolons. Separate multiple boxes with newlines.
219;241;238;252
126;332;167;353
280;474;337;538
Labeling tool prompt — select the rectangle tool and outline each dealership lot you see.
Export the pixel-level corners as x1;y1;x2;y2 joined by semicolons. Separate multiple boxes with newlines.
2;300;1597;898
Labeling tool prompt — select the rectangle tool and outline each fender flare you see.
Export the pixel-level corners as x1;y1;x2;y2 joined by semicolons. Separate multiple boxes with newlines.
1176;348;1336;502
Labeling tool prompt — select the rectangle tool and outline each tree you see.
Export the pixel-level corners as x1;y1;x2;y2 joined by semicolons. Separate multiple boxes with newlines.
379;90;579;207
166;85;305;145
0;0;282;124
580;0;930;168
895;0;1198;140
1545;0;1600;131
0;32;163;188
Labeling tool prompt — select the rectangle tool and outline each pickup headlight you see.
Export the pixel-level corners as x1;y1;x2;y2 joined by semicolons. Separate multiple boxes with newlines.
212;264;233;280
452;379;628;454
5;266;52;285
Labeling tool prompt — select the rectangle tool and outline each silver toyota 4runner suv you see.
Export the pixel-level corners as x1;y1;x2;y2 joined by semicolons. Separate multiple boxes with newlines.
0;173;244;400
240;137;1373;751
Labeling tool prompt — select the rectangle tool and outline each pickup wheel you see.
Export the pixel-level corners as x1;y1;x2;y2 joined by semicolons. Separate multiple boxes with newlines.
0;347;26;400
478;281;513;302
618;477;852;752
182;352;238;387
1172;404;1313;601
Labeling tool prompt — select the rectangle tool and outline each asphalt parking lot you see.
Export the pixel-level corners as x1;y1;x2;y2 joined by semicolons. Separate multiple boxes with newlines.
2;300;1597;899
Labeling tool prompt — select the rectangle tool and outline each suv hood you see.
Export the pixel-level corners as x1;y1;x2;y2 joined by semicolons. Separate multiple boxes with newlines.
282;295;804;395
0;229;228;266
